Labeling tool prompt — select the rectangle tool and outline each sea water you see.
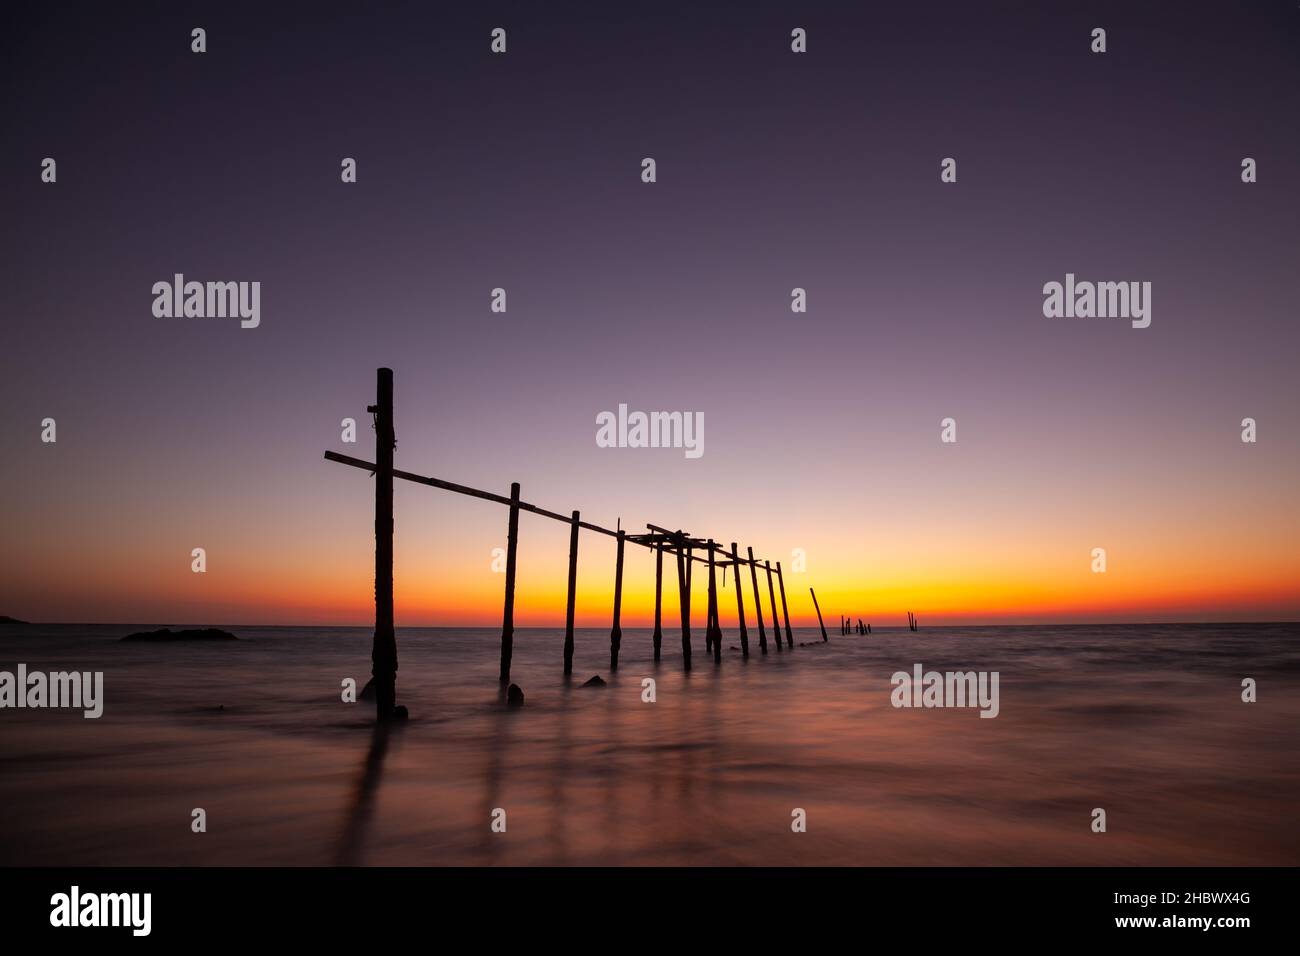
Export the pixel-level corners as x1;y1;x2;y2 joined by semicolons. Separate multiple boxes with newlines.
0;622;1296;866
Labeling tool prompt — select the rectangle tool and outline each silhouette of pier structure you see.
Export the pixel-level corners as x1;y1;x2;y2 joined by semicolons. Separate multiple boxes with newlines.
325;368;811;721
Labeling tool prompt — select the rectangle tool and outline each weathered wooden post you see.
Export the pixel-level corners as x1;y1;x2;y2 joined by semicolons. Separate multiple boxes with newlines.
652;542;664;662
677;546;692;670
370;367;399;720
765;561;783;651
731;543;749;658
707;554;717;658
685;545;694;649
563;510;580;676
809;587;828;641
707;540;721;664
776;561;794;648
747;546;768;653
498;482;520;683
610;527;625;671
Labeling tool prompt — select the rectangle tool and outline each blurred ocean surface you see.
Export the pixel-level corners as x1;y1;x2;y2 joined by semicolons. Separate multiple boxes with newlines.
0;622;1296;865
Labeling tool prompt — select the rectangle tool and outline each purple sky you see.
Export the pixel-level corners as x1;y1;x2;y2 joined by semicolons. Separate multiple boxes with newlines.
2;2;1297;624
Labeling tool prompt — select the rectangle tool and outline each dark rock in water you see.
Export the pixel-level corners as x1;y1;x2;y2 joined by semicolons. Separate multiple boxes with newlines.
507;683;525;707
0;615;29;625
582;675;606;687
360;678;376;700
392;705;409;720
120;627;238;642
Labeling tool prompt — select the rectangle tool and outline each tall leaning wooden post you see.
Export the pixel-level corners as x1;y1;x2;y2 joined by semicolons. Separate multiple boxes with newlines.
765;561;783;651
370;367;399;720
563;510;580;676
776;561;794;648
498;482;520;683
809;587;829;642
652;543;664;662
747;546;768;653
610;528;625;671
730;543;749;658
707;540;722;664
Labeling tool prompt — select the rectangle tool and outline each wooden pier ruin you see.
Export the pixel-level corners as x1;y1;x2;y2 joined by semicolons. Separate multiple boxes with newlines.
325;369;816;721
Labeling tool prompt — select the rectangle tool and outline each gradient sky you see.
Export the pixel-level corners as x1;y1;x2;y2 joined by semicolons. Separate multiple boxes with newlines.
2;1;1298;626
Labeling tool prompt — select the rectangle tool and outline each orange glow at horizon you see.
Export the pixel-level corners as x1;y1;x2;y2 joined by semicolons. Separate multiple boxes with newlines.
3;414;1297;627
9;524;1291;627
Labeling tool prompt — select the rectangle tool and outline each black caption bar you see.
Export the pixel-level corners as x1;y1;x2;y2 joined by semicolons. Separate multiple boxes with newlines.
0;866;1284;943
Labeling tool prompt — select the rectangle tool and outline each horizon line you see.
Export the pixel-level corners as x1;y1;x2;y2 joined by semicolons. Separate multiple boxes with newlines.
6;618;1298;630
